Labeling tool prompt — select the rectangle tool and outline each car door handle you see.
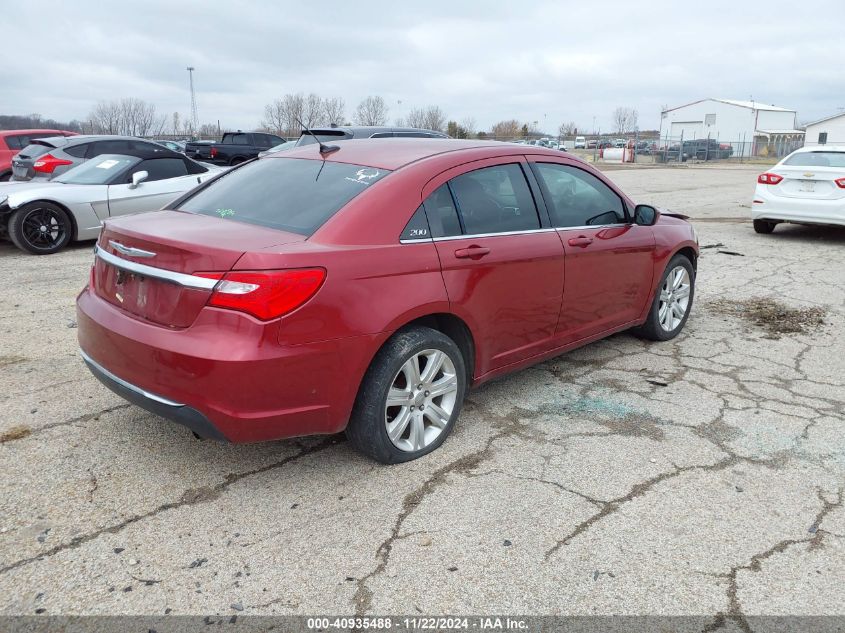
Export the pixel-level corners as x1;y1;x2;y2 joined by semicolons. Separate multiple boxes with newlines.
454;246;491;260
568;236;593;247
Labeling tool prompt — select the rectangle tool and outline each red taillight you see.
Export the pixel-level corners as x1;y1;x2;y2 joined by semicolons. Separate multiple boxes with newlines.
32;153;73;174
835;177;845;189
210;147;218;159
757;172;783;185
197;269;326;320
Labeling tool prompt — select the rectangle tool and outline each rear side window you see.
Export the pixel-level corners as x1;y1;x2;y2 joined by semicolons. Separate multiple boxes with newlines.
65;144;90;158
91;140;132;155
400;206;431;241
225;133;249;145
178;158;390;236
5;136;23;150
448;163;540;235
423;184;462;237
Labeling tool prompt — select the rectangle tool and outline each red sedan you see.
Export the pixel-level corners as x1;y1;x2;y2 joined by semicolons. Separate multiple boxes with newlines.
77;140;698;463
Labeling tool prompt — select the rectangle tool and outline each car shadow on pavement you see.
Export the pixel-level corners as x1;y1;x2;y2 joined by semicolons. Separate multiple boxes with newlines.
754;223;845;243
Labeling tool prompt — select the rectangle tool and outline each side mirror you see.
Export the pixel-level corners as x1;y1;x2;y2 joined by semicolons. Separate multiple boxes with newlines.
129;170;149;189
634;204;658;226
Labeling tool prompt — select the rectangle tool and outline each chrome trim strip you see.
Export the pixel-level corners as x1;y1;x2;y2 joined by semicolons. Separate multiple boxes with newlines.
95;246;218;290
80;349;184;407
431;228;558;242
109;240;157;258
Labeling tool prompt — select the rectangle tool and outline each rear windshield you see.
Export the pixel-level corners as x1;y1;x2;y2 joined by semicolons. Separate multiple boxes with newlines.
177;157;390;235
783;151;845;168
17;143;54;159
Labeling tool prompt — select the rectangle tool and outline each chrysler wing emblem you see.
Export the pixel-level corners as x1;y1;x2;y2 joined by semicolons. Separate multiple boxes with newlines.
109;240;156;258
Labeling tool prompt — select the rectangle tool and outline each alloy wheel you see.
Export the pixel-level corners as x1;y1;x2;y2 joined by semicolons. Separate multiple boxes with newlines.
384;349;459;452
658;266;691;332
21;206;68;251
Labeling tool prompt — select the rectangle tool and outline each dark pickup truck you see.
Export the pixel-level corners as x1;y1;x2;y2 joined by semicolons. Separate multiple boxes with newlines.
185;132;286;166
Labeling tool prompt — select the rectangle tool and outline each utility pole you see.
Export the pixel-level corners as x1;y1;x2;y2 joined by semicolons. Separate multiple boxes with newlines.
187;66;198;138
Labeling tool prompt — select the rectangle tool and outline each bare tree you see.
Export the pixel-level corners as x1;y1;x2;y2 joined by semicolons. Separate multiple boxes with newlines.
354;95;389;126
322;97;345;125
88;98;164;136
422;105;447;132
262;99;286;135
303;93;323;128
612;107;639;134
558;121;577;138
460;116;477;138
490;119;522;139
404;107;425;128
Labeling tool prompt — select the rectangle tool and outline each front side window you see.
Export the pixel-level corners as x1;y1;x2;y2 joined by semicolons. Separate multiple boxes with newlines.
178;158;390;236
534;163;625;227
133;158;189;182
448;163;540;235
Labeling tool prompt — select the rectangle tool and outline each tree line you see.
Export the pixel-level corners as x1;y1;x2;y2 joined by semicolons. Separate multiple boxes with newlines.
1;97;641;140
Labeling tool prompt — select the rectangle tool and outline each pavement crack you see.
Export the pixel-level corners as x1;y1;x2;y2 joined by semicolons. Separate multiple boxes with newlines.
723;487;843;632
544;457;737;561
0;437;338;576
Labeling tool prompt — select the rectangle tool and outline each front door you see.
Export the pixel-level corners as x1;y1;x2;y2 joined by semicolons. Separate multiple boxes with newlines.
426;162;565;376
530;160;656;342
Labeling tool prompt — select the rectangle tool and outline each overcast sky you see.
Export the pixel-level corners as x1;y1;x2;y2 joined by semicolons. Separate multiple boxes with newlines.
3;1;844;133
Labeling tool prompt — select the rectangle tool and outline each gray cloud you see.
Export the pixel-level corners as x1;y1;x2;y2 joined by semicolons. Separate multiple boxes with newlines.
2;0;843;133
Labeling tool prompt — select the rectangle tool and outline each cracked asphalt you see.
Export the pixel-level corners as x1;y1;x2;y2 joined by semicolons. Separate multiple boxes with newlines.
1;164;843;623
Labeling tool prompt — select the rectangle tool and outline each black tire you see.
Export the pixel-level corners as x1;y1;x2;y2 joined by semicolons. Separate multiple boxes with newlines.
8;201;73;255
753;219;776;234
346;326;467;464
632;254;695;342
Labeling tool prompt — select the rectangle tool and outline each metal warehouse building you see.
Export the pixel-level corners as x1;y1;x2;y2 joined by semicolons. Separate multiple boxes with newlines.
803;111;845;146
659;98;803;158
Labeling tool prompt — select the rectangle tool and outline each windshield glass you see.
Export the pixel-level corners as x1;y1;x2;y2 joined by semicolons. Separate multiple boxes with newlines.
54;155;139;185
783;151;845;168
178;157;390;235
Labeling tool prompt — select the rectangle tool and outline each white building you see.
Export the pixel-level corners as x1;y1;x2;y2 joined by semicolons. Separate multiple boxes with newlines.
803;112;845;146
659;98;803;157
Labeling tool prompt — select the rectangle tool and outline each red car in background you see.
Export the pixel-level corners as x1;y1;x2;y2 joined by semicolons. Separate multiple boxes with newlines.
0;129;77;181
77;140;698;463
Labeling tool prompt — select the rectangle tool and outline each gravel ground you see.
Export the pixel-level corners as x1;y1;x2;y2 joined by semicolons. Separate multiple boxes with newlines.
0;164;843;624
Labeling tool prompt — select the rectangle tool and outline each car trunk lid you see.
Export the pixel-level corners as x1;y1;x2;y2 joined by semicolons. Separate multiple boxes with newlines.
93;210;306;327
769;166;845;200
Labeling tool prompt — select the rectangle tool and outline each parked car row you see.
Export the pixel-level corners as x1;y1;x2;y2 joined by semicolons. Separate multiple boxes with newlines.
0;140;222;253
0;129;77;181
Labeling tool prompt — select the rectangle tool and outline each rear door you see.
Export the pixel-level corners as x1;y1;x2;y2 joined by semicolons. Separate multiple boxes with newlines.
530;159;655;342
107;157;196;216
427;159;565;375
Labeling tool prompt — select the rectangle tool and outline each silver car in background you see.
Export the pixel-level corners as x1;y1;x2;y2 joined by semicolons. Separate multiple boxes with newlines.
11;135;177;182
0;153;222;254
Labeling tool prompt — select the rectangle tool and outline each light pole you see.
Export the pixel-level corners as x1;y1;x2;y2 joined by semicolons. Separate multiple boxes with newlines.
187;66;198;138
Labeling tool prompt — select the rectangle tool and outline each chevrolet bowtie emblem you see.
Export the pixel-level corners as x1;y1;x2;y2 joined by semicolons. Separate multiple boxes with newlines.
803;172;815;178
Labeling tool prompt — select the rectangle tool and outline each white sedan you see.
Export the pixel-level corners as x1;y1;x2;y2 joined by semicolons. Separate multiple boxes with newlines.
752;146;845;233
0;154;223;254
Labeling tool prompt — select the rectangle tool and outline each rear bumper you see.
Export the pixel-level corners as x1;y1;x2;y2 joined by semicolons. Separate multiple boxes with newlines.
81;350;227;441
77;287;381;443
752;187;845;226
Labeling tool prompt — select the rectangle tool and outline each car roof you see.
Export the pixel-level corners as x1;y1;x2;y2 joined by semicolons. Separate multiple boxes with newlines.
0;129;75;137
270;138;570;171
788;145;845;153
308;126;448;137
